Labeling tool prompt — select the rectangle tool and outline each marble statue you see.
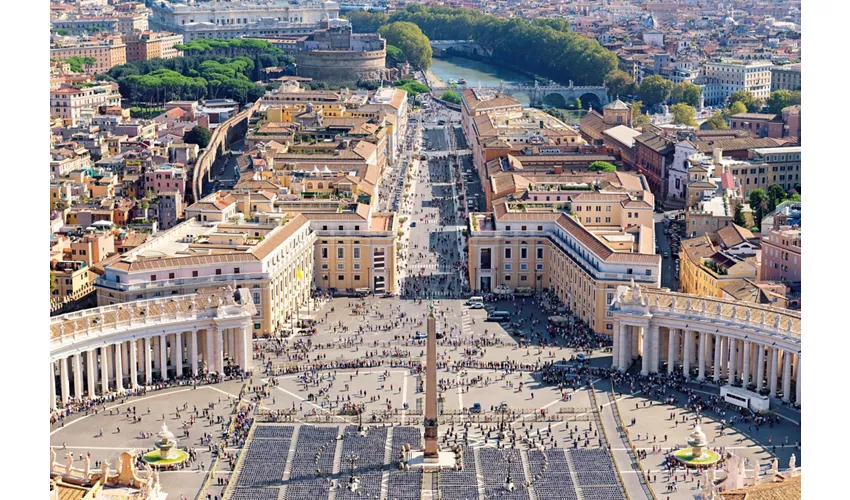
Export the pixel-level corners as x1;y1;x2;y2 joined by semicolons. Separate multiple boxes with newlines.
731;306;737;319
84;456;90;477
671;296;677;310
746;309;751;322
701;301;706;313
761;311;766;325
65;454;73;475
717;303;722;316
59;323;65;336
774;315;781;328
686;298;692;310
771;457;779;474
101;461;109;478
789;454;796;472
654;295;660;307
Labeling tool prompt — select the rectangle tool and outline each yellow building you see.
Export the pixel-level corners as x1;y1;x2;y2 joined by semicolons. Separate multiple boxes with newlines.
679;234;759;298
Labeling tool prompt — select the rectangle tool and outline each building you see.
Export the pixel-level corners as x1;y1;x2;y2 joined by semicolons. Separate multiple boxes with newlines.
124;31;184;61
578;99;632;145
96;201;316;337
771;63;801;91
150;0;340;41
468;180;660;336
701;60;773;107
761;226;801;285
610;285;800;404
144;164;187;198
634;128;675;203
679;231;759;298
744;147;801;194
295;20;387;83
728;113;785;139
50;37;127;74
460;89;524;171
50;82;123;126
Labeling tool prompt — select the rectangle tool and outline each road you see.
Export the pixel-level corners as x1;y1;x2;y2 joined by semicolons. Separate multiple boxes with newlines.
654;211;681;291
201;139;244;198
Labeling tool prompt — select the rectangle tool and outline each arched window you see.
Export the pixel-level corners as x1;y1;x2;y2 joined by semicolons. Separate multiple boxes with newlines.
306;182;313;189
318;182;324;189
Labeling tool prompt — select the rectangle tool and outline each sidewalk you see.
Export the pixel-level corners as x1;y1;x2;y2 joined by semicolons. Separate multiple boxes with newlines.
597;391;652;500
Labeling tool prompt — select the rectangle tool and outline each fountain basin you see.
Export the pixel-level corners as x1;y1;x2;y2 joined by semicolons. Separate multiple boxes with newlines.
672;448;721;468
142;448;190;468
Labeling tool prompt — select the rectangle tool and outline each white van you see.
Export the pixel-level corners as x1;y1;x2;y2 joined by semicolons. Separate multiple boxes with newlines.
467;296;484;308
720;385;770;413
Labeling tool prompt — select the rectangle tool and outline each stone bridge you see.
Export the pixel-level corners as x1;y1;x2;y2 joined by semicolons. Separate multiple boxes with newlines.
431;82;609;108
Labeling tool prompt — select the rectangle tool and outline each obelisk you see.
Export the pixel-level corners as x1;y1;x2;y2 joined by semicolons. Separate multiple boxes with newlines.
423;300;439;460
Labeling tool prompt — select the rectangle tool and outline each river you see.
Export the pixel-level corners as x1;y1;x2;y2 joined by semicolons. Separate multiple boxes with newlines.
427;56;587;124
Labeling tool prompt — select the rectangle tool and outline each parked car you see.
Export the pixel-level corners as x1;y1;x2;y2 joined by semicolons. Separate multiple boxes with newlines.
468;403;482;414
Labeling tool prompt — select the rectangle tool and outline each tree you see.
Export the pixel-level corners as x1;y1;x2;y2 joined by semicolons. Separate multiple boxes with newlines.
670;82;701;107
704;111;729;130
766;90;802;114
50;271;57;294
184;125;212;149
55;28;69;36
749;189;768;230
441;90;462;104
639;75;673;109
386;45;406;66
572;97;582;110
788;193;801;202
631;100;650;127
394;79;430;96
588;161;617;172
670;103;697;126
344;10;389;33
727;90;761;112
733;202;747;227
379;22;433;70
766;184;788;212
603;70;635;99
727;101;748;116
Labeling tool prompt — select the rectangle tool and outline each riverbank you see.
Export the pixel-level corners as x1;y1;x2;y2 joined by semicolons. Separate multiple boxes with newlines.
424;69;445;89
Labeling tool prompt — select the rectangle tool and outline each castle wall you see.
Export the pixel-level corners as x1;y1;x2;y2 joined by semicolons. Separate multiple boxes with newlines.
296;49;386;82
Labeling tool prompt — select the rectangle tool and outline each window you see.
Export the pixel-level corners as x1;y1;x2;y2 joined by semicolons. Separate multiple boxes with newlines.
537;226;543;231
353;247;360;259
520;275;528;281
353;263;361;270
505;248;512;259
337;264;344;270
252;292;260;304
537;248;544;259
520;264;528;270
505;264;512;270
521;226;527;231
234;268;240;274
645;269;652;276
337;248;344;259
595;217;601;223
504;275;511;281
354;275;361;281
150;274;156;281
338;275;344;281
505;226;511;231
605;217;611;223
520;248;527;259
321;248;328;259
192;270;199;278
536;264;544;270
215;269;222;275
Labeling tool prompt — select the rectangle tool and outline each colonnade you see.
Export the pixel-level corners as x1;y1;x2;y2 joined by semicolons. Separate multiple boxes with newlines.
613;322;801;404
50;326;251;411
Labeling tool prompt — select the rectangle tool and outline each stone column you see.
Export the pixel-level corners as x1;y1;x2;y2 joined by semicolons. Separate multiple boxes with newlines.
698;332;707;381
50;361;57;411
100;346;109;395
87;350;97;398
206;328;215;374
641;326;650;375
667;328;677;374
129;340;138;388
728;338;737;383
756;345;766;392
795;356;801;405
72;353;83;400
60;357;70;406
214;327;224;374
617;323;628;369
782;351;793;402
682;330;692;377
190;330;199;376
144;337;152;385
228;330;236;362
122;341;130;378
649;324;660;373
114;342;124;392
769;348;779;398
152;336;161;371
612;323;620;369
713;334;722;382
240;326;252;372
742;341;751;388
160;335;168;381
720;336;728;379
174;331;183;378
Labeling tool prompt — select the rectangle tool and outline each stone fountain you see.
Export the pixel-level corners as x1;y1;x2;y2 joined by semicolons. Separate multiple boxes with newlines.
142;422;189;468
672;424;722;468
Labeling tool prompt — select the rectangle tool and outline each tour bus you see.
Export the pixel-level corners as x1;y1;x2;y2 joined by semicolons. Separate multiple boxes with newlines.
720;385;770;413
487;311;512;322
467;296;484;308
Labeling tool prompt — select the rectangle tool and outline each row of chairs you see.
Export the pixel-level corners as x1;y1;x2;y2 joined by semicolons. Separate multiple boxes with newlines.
568;449;620;487
386;427;423;500
236;436;292;488
478;447;530;500
439;446;481;500
335;426;389;500
285;425;340;500
253;425;295;440
229;487;281;500
526;449;579;500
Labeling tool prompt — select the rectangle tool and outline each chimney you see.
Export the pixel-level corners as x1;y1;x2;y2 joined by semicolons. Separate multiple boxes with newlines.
712;148;723;177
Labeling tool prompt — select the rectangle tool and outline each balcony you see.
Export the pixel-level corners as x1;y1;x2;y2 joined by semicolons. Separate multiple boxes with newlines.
96;272;267;293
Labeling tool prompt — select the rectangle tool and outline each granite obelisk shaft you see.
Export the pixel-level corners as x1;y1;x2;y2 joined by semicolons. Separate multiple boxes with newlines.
424;302;439;459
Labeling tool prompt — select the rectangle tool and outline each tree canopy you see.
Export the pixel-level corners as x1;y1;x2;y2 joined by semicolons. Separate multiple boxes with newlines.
704;111;729;130
766;184;788;212
184;125;212;149
394;79;430;96
631;100;650;127
766;90;802;114
749;189;768;230
379;22;433;70
63;56;96;73
727;90;762;112
671;103;697;126
588;161;617;172
670;82;701;107
344;10;389;33
603;70;636;99
727;100;748;116
639;75;673;109
385;44;406;66
441;90;462;105
387;5;617;85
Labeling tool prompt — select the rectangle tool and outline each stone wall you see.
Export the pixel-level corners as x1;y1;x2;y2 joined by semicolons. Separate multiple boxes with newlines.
296;49;386;82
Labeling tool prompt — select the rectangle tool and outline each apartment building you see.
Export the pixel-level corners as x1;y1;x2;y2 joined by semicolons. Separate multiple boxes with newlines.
771;63;801;91
50;83;122;126
701;60;773;106
679;230;760;298
96;197;316;337
124;31;184;61
761;226;801;284
144;164;187;198
50;37;127;74
468;179;660;336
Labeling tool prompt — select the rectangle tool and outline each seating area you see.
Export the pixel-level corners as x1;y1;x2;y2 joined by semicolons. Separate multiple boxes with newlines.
526;449;579;500
284;425;340;500
568;449;620;487
335;425;388;500
386;427;422;500
478;447;530;500
235;429;292;488
253;425;295;440
229;488;282;500
438;445;481;500
581;486;626;500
